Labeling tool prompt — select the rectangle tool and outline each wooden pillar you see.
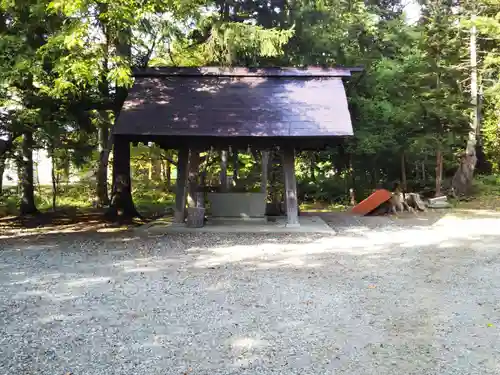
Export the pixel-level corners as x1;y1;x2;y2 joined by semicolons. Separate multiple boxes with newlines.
187;149;200;208
220;149;228;192
166;159;171;190
232;149;238;187
107;136;140;219
261;151;269;194
174;147;189;223
282;146;299;227
19;130;38;215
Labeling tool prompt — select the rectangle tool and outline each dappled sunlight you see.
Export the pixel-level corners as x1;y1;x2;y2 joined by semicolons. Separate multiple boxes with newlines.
206;280;233;292
185;213;500;270
229;336;270;369
97;227;130;233
334;214;500;251
8;276;49;286
66;276;111;288
6;272;65;287
39;313;82;324
189;237;388;269
112;256;184;275
114;257;154;267
105;236;141;243
254;258;323;269
0;221;105;240
15;289;78;302
2;211;500;374
231;337;269;351
123;266;160;273
453;209;500;217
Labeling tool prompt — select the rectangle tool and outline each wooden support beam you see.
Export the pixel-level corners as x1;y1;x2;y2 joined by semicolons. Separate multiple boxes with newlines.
261;151;269;194
187;150;200;208
220;149;228;192
174;147;189;223
106;136;140;219
232;150;239;186
282;146;300;227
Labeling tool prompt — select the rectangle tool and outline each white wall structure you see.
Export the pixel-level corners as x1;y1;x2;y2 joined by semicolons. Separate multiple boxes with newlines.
3;149;54;187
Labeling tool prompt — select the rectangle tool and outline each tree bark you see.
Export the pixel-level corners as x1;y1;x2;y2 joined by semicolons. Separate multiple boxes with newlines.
435;149;443;197
0;155;5;195
50;147;57;211
401;151;407;191
148;147;153;183
452;17;479;196
166;159;171;190
113;27;132;116
152;158;162;182
0;137;15;159
96;125;111;207
96;10;112;207
309;152;316;182
20;131;38;215
106;137;140;220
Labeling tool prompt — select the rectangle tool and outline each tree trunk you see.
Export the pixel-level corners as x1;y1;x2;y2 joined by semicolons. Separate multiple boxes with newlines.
153;159;162;182
435;149;443;197
51;148;57;211
106;137;140;220
0;155;5;195
309;152;316;182
401;151;407;191
96;13;111;207
114;27;132;115
372;166;378;189
96;125;111;207
166;159;171;190
0;138;14;159
148;148;153;182
452;17;479;197
20;131;38;215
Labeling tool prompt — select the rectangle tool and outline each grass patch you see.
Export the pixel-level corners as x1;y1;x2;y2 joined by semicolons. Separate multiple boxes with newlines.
300;201;348;212
0;182;176;218
455;174;500;211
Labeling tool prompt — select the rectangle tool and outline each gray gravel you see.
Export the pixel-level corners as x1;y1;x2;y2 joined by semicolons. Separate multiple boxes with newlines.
1;212;500;374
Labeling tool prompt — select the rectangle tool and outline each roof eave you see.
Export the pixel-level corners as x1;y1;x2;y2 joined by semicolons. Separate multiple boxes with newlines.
132;66;364;78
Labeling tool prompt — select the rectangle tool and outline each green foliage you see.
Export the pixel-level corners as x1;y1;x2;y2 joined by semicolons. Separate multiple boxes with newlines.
203;22;293;65
1;0;500;216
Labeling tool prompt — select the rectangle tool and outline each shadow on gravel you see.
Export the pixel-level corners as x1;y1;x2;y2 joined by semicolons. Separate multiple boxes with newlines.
2;211;500;373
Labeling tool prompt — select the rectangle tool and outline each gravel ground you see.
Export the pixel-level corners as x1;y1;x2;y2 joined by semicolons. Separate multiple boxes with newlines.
1;212;500;374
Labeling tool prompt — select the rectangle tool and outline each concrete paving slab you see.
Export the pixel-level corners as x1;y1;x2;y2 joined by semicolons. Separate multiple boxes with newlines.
141;215;335;234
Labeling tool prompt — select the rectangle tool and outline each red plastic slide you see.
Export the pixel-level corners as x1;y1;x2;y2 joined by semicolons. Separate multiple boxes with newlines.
351;189;392;216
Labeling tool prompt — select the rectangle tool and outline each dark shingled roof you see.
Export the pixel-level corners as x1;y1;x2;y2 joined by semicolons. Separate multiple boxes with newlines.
114;67;359;140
